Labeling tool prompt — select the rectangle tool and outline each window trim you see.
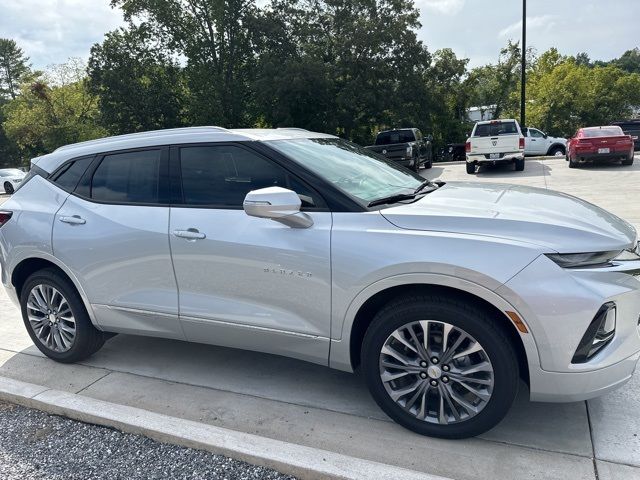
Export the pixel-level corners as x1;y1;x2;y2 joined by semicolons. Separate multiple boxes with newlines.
48;155;96;193
170;141;329;211
72;146;170;207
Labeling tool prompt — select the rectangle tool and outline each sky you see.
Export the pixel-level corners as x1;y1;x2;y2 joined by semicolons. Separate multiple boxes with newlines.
0;0;638;70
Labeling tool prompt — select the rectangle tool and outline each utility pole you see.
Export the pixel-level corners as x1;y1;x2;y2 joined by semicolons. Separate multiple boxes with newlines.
520;0;526;127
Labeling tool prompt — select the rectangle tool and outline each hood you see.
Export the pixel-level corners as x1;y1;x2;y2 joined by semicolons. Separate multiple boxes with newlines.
380;182;636;253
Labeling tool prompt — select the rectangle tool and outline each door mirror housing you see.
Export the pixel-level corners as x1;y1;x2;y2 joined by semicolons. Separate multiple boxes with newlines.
243;187;313;228
543;133;548;139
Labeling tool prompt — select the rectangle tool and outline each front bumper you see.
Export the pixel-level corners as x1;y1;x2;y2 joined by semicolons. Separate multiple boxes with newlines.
496;255;640;402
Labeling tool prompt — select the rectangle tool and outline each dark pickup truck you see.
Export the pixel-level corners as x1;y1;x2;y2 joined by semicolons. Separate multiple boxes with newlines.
612;120;640;151
365;128;433;171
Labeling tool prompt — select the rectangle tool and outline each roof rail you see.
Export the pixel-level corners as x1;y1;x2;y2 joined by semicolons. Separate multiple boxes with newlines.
54;126;230;152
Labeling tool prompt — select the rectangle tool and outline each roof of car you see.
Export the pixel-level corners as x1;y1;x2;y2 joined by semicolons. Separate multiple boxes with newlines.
32;127;337;173
475;118;518;125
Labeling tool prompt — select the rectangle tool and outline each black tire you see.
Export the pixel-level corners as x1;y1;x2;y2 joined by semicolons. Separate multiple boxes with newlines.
20;268;106;363
514;157;525;171
424;159;433;169
413;156;420;172
4;182;14;194
361;294;519;439
622;154;634;166
568;155;578;168
466;162;476;174
548;146;565;157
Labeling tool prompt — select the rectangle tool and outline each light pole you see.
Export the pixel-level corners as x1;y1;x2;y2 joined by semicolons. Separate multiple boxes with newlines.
520;0;526;127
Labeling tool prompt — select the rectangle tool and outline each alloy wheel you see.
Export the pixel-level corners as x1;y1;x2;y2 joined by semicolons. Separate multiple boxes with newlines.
26;284;76;352
379;320;494;424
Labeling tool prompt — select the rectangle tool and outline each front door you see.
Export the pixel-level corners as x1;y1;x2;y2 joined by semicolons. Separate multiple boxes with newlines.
52;148;181;338
168;143;332;365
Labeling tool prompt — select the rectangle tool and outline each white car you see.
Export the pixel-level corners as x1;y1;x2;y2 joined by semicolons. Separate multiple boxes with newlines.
0;168;26;194
523;127;566;157
465;119;525;173
1;127;639;439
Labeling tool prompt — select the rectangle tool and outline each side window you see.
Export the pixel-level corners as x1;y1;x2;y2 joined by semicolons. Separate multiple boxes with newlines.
91;150;162;204
51;157;93;192
530;129;544;138
179;145;320;208
415;130;422;141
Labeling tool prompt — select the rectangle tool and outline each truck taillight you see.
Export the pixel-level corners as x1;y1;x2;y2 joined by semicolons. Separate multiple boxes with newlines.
465;141;471;153
0;211;12;227
519;138;525;149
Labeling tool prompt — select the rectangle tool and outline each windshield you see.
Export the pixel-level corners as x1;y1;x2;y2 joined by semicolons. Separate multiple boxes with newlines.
0;169;23;177
267;138;424;204
474;121;518;137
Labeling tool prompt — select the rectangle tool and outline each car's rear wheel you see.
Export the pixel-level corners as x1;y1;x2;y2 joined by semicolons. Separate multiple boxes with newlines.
548;146;565;157
568;155;578;168
361;294;519;439
466;162;476;174
20;268;106;363
622;153;634;166
4;182;14;194
514;158;525;171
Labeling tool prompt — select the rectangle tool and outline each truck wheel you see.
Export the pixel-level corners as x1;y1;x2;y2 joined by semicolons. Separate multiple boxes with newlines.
361;293;519;438
548;146;565;157
514;158;525;171
414;157;420;172
424;159;433;169
466;162;476;174
622;154;634;166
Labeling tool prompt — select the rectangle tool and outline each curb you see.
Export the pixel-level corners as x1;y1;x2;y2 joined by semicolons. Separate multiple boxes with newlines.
0;375;450;480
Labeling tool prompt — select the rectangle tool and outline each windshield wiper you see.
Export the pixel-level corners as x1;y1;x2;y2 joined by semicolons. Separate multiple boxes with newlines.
367;193;417;207
414;179;436;194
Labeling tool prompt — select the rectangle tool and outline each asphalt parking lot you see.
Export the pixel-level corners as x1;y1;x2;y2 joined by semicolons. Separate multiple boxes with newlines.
0;155;639;480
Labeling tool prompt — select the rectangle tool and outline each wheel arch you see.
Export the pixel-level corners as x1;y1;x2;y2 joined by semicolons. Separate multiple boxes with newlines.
330;274;538;388
546;143;566;155
11;255;99;328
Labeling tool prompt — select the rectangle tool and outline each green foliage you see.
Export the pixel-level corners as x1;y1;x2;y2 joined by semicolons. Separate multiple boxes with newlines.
88;26;187;134
3;59;107;159
0;38;32;100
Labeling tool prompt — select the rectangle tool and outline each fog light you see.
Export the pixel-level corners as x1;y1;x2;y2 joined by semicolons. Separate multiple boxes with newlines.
572;302;616;363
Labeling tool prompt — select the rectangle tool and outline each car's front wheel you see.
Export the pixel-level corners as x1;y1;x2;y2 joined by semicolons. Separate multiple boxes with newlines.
20;268;106;363
361;294;519;439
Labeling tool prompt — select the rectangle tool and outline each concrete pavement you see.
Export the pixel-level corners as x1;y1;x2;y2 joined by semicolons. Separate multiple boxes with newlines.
0;156;639;479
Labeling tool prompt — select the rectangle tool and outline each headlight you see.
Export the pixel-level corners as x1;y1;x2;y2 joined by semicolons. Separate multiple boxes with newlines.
614;243;640;261
545;251;622;268
406;145;413;157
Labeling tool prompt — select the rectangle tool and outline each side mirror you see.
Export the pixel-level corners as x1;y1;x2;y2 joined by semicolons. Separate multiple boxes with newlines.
543;133;548;139
243;187;313;229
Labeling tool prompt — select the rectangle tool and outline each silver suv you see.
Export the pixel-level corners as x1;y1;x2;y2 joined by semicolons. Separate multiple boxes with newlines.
1;127;639;439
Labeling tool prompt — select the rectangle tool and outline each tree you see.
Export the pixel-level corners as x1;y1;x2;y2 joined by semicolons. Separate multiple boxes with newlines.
0;39;32;99
88;26;187;134
111;0;257;127
3;59;107;158
612;47;640;74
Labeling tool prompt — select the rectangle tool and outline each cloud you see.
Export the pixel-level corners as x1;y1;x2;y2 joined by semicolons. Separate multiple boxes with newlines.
419;0;466;16
0;0;124;69
499;15;558;38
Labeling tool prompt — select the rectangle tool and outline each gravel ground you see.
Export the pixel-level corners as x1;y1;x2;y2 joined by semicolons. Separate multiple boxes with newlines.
0;401;297;480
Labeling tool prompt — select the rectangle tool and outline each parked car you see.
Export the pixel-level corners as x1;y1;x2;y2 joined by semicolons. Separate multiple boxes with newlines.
566;126;634;168
0;168;26;194
523;127;566;157
1;127;639;439
365;128;432;171
465;119;525;173
612;120;640;151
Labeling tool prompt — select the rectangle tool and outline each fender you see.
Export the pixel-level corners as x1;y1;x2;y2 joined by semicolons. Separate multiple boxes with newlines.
329;272;541;373
7;251;101;330
546;142;566;155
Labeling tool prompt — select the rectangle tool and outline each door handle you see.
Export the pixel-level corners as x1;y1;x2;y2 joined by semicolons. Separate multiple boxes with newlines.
59;215;86;225
172;228;206;240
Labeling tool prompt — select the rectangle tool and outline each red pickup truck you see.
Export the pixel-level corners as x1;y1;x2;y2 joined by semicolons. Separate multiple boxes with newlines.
567;126;634;168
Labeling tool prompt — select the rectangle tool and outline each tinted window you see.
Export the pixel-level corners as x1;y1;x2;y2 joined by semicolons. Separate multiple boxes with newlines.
179;145;319;208
51;157;93;191
582;127;624;138
91;150;161;204
375;130;416;145
529;129;544;138
474;121;518;137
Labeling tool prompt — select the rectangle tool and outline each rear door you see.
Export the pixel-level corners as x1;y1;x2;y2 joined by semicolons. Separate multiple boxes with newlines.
52;148;181;338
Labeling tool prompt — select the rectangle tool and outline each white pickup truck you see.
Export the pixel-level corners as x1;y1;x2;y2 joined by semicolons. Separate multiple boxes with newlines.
465;119;525;174
523;127;566;156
